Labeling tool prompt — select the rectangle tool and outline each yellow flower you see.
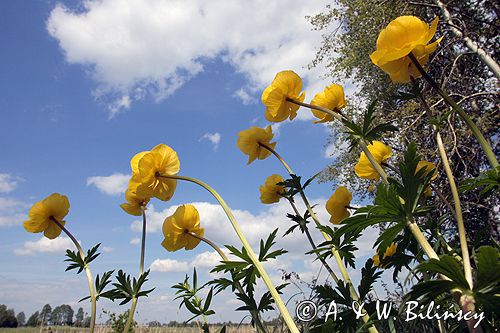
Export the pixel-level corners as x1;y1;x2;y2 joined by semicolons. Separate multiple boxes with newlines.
120;180;150;216
370;16;443;83
23;193;70;239
237;126;277;164
130;144;180;201
261;71;306;122
161;204;205;252
310;84;346;123
372;243;397;268
326;186;352;224
260;174;286;204
354;141;392;180
416;160;438;197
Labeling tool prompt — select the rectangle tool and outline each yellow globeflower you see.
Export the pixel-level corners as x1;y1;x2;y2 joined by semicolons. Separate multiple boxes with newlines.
370;16;443;83
237;126;276;164
354;141;392;180
131;144;180;202
310;84;346;123
416;160;438;197
23;193;70;239
261;70;306;122
260;174;286;204
373;243;397;268
120;180;150;216
326;186;352;224
161;204;205;252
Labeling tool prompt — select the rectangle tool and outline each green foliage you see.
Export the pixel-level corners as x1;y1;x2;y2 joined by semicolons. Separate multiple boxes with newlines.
109;270;155;305
460;166;500;196
172;268;216;323
79;270;115;302
64;243;101;274
0;304;18;328
103;309;135;333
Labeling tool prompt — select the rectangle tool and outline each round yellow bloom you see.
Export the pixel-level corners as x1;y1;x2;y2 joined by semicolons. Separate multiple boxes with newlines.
416;160;438;197
372;243;397;268
261;71;306;122
354;141;393;180
23;193;70;239
161;204;205;252
120;180;150;216
131;144;180;202
236;126;276;164
326;186;352;224
310;84;346;123
370;16;443;83
260;174;286;204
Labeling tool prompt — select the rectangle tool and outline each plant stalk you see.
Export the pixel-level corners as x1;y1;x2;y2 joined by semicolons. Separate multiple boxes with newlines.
408;52;498;168
158;174;299;333
51;218;96;333
123;208;147;333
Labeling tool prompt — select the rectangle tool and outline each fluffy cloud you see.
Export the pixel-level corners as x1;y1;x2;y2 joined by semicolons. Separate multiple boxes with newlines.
0;173;22;193
200;132;221;151
233;88;256;105
86;173;130;195
47;0;333;116
130;237;140;245
149;258;189;272
0;197;29;228
14;237;75;256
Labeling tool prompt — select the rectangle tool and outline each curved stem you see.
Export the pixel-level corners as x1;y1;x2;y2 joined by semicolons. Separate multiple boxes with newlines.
408;52;498;168
51;218;96;333
158;174;299;333
285;197;340;284
123;208;147;333
258;144;378;333
187;233;268;333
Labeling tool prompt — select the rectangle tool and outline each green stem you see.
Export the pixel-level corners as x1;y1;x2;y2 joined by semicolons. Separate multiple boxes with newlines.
285;197;340;284
123;208;147;333
408;52;498;169
158;174;299;333
259;144;378;333
51;218;96;333
187;233;268;333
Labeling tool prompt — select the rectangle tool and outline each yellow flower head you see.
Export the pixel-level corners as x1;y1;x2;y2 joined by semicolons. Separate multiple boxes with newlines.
370;16;443;83
261;70;306;122
23;193;70;239
372;243;397;268
161;204;205;252
120;180;150;216
260;174;286;204
326;186;352;224
130;144;180;202
237;126;276;164
310;84;346;123
416;160;438;197
354;141;393;180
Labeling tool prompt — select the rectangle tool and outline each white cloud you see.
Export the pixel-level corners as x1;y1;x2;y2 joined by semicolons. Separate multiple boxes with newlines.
190;250;228;269
108;95;131;118
200;132;221;151
130;237;140;245
0;174;22;193
86;173;130;195
233;88;256;105
47;0;332;116
14;237;75;256
0;197;29;228
102;246;114;253
149;258;189;273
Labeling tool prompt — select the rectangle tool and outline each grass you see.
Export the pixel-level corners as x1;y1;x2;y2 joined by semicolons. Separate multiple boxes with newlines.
0;325;256;333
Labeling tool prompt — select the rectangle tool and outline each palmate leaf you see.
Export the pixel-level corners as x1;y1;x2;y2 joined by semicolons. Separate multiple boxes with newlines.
64;243;101;274
358;259;382;300
111;270;155;305
417;255;470;290
474;246;500;292
459;166;500;196
79;270;116;302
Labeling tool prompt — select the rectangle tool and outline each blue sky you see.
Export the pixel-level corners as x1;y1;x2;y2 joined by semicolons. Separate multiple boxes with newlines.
0;0;381;324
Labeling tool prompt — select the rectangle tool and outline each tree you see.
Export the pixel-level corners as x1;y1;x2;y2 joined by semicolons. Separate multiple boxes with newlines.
74;307;84;327
26;311;40;327
51;305;73;326
309;0;499;243
40;304;52;325
16;311;25;327
0;305;17;328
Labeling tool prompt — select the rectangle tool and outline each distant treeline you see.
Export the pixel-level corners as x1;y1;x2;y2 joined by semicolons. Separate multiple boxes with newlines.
0;304;90;328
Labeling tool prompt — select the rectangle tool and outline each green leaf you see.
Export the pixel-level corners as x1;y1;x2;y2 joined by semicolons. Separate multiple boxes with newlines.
417;256;470;290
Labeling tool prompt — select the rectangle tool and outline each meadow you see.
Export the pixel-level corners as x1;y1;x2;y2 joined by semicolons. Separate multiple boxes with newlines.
0;326;256;333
